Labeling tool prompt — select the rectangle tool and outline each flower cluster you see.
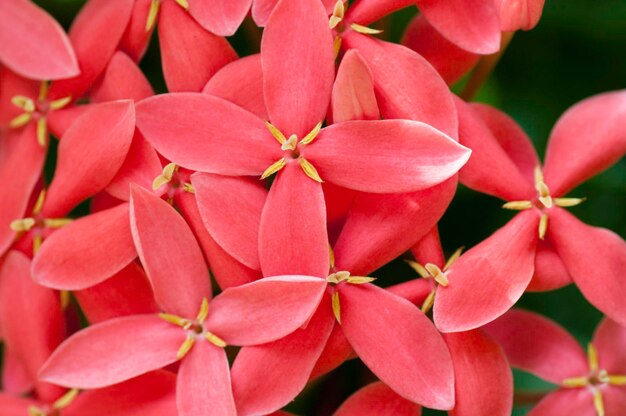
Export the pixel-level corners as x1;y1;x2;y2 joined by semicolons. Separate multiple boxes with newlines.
0;0;624;415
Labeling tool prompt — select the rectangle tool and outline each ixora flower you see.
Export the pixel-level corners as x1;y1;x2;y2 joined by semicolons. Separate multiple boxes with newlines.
431;92;626;332
333;381;421;415
485;310;626;416
38;186;327;416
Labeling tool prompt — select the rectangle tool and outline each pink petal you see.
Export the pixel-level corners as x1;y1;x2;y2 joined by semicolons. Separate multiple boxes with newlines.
136;93;279;175
65;371;178;416
342;32;458;138
203;54;268;120
332;49;380;123
130;185;211;317
526;237;572;292
543;90;626;196
334;381;422;416
48;0;134;100
411;227;446;268
232;298;334;416
528;389;594;416
0;66;38;125
46;104;92;138
159;1;237;92
205;276;326;346
434;210;540;332
192;173;266;271
310;322;354;379
177;341;236;416
457;99;535;201
0;0;78;80
340;283;455;410
344;0;414;26
483;309;588;383
0;393;35;414
74;262;158;324
118;0;154;62
32;203;136;290
333;178;457;275
252;0;335;27
91;51;154;103
415;0;501;54
188;0;251;37
549;207;626;326
593;318;626;374
261;0;334;138
43;100;135;217
402;15;479;85
40;315;185;389
258;163;329;278
306;120;470;193
497;0;545;31
2;348;33;395
444;331;513;416
603;387;626;416
387;278;434;308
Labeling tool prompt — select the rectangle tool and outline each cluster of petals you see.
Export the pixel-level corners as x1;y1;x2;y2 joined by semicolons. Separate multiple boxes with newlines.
0;0;624;415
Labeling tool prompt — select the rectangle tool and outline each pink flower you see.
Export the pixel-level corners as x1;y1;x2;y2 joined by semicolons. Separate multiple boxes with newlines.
334;381;421;415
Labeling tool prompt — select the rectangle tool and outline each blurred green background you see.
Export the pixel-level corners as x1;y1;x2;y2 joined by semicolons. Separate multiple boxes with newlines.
36;1;626;414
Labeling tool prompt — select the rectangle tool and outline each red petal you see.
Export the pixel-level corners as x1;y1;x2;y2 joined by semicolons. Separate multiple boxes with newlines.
2;348;33;395
118;0;154;62
91;51;154;103
188;0;251;37
231;297;334;416
549;207;626;326
43;100;135;217
340;283;455;410
177;342;236;416
203;54;268;120
46;105;91;138
434;210;539;332
334;381;422;416
411;227;446;268
543;90;626;196
0;0;78;80
445;331;513;416
526;237;572;292
253;0;335;27
40;315;184;389
310;321;354;379
483;309;588;383
159;1;237;92
415;0;501;54
32;203;136;290
192;173;266;271
0;393;34;414
344;0;414;26
261;0;334;138
528;389;594;416
307;120;469;193
603;387;626;416
205;276;326;346
497;0;545;31
332;49;380;123
258;163;329;277
593;318;626;374
136;93;279;175
130;185;211;317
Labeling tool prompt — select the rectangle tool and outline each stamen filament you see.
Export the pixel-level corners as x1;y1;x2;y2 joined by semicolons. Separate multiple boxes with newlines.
299;121;323;145
159;312;189;327
52;388;80;409
502;200;533;210
299;158;323;182
205;331;227;347
36;117;48;147
49;96;72;110
350;23;383;34
332;291;341;323
405;260;429;278
9;112;32;128
196;298;209;324
146;0;160;32
177;336;195;359
261;158;286;180
264;121;287;145
538;213;548;240
554;197;586;207
421;290;436;314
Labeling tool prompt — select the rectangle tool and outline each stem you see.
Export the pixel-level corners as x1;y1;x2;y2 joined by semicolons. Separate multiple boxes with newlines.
460;31;515;101
514;390;550;406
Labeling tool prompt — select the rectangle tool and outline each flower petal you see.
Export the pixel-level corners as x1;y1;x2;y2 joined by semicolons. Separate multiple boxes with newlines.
118;0;154;62
261;0;334;138
434;210;540;332
344;0;414;27
136;93;279;175
543;90;626;196
549;207;626;326
332;49;380;123
483;309;588;383
528;389;594;416
252;0;335;27
0;0;79;80
32;203;136;290
593;318;626;374
2;348;33;395
205;276;326;346
334;381;422;416
306;120;470;193
526;237;572;292
91;51;154;103
43;100;135;217
0;393;35;414
40;315;185;389
496;0;545;31
159;1;237;92
340;283;455;410
130;185;211;316
188;0;251;37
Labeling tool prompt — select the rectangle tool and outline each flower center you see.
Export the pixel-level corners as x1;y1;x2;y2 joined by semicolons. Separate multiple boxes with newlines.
152;163;195;204
326;271;376;323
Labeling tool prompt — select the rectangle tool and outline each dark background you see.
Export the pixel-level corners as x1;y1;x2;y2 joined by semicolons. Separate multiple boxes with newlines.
35;1;626;414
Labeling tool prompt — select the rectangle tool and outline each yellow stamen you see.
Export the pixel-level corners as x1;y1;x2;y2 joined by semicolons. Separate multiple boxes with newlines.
588;343;599;372
196;298;209;324
146;0;160;32
562;376;588;388
28;406;46;416
159;312;189;327
152;162;178;190
425;263;449;287
264;121;287;145
299;122;323;145
554;197;586;207
177;336;195;359
350;23;383;35
299;158;323;182
49;96;72;111
444;247;464;271
182;183;195;194
205;331;227;348
60;290;71;309
329;245;335;270
38;81;49;102
33;190;46;215
346;275;376;284
9;112;32;128
11;95;35;112
260;158;286;180
405;260;429;278
331;291;341;323
608;375;626;385
52;388;79;409
10;218;36;232
593;389;605;416
175;0;188;9
43;218;73;228
534;166;553;208
33;235;43;254
538;213;548;240
333;36;342;59
421;290;436;314
36;117;47;147
327;270;350;284
502;200;533;210
328;0;344;29
281;134;298;151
